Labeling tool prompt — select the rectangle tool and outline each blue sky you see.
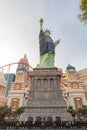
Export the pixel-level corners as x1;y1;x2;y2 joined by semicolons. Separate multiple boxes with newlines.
0;0;87;73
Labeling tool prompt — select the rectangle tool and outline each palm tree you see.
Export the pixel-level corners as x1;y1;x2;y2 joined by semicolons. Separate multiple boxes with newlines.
67;106;77;121
0;105;12;121
11;107;24;120
16;107;24;115
78;105;87;120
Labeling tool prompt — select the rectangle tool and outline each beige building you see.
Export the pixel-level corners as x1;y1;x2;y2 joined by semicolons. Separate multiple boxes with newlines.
0;71;7;106
61;64;87;111
7;55;31;110
78;68;87;100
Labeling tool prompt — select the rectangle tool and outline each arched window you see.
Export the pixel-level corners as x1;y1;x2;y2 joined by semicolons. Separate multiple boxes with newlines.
74;97;83;111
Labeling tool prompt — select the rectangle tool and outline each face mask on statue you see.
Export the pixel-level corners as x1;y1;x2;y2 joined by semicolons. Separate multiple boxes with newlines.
44;30;51;36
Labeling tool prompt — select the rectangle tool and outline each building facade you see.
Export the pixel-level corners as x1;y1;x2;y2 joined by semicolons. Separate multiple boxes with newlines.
78;69;87;101
61;64;87;111
7;55;31;110
0;71;7;106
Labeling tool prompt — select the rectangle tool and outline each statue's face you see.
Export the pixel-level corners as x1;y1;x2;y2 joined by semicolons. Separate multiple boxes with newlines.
45;30;50;36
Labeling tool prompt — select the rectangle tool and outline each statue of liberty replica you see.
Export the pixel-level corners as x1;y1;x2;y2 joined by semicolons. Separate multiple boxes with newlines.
20;19;72;121
39;18;60;67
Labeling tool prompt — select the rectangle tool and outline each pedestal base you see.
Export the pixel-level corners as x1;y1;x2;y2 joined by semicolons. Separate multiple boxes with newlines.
20;68;72;121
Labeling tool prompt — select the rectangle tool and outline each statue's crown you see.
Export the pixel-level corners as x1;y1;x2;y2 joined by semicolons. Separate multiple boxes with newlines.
44;29;51;35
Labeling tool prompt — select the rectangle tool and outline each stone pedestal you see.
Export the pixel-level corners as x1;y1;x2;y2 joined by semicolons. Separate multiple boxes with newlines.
20;68;72;121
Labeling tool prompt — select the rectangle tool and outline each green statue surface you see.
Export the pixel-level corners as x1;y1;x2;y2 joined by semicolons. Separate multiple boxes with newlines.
39;18;60;68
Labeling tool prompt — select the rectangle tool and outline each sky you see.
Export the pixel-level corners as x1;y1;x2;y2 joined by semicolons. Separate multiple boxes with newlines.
0;0;87;73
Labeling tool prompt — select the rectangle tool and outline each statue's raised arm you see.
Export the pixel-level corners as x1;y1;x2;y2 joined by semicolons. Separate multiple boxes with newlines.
39;18;43;30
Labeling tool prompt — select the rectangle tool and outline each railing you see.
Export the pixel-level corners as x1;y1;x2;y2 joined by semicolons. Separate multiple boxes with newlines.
0;120;87;129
